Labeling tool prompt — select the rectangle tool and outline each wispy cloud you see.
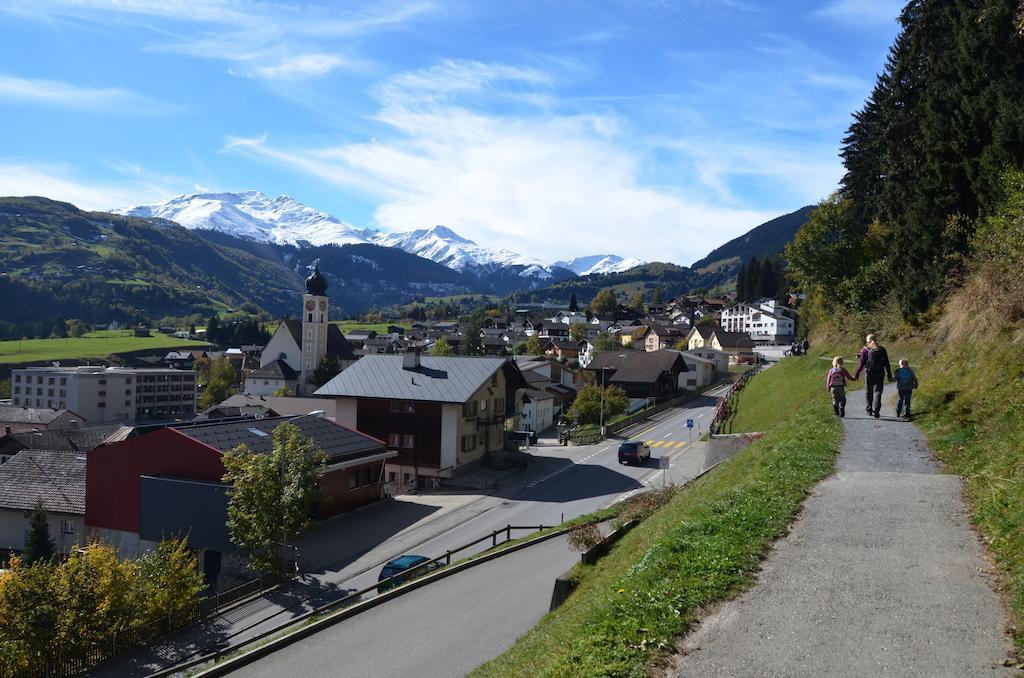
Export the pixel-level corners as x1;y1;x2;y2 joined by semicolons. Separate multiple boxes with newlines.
814;0;902;27
0;73;169;112
0;160;183;210
226;59;778;264
5;1;434;80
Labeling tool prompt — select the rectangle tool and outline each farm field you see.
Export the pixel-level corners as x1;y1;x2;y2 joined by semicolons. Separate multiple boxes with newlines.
0;331;211;365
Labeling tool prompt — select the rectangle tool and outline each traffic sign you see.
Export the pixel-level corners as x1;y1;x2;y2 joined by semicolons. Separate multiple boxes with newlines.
686;419;694;428
659;456;670;469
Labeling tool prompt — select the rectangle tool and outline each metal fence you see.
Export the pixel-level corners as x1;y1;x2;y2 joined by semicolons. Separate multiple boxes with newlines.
709;366;760;434
30;572;282;678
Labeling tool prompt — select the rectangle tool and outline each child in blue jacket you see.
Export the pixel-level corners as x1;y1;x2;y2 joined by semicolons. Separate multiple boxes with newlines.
894;358;919;420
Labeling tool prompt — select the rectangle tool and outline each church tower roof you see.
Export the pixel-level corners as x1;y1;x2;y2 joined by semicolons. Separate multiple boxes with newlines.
305;260;328;296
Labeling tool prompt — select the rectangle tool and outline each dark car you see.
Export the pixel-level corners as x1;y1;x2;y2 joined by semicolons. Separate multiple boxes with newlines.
618;440;651;465
377;554;438;593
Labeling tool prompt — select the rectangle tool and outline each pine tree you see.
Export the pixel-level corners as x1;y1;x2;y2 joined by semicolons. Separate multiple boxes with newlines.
23;499;55;564
568;293;578;312
735;262;747;301
758;259;777;299
743;258;761;302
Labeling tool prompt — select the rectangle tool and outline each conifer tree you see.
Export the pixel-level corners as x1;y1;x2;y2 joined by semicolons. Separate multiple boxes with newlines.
23;499;54;565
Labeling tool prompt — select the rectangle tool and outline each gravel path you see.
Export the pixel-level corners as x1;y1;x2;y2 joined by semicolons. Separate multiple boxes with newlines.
670;380;1014;677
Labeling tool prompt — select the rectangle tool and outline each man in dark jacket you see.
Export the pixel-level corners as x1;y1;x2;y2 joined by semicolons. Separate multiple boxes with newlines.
854;333;892;418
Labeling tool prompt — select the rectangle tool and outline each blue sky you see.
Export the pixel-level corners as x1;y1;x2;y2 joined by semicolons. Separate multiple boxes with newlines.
0;1;903;265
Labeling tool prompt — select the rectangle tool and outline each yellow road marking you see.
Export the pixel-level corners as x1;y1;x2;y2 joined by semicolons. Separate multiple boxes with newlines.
674;441;687;448
650;441;666;448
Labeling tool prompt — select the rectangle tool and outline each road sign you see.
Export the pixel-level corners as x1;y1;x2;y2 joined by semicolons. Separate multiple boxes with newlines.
659;456;670;469
686;419;694;428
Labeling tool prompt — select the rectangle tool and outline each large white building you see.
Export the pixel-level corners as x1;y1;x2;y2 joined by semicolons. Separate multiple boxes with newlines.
10;366;196;423
720;299;796;344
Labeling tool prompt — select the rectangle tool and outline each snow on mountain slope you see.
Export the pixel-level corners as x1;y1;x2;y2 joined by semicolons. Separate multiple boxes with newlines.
373;225;552;277
112;191;375;247
553;254;644;276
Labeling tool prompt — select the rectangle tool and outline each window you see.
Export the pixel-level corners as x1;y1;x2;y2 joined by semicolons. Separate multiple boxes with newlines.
98;402;106;408
388;400;401;413
98;390;106;396
388;433;400;448
401;434;415;449
490;373;498;386
494;398;505;413
461;434;477;452
125;400;131;407
388;471;397;483
60;519;75;534
462;400;478;418
360;468;372;486
13;375;19;383
98;379;106;385
349;473;358;490
404;402;415;414
47;377;54;385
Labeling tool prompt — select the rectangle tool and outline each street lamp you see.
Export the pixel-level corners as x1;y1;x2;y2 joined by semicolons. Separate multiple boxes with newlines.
598;365;614;437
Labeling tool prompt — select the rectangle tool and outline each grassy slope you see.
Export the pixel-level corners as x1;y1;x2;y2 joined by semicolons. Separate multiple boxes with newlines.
473;357;841;677
0;331;210;364
876;332;1024;648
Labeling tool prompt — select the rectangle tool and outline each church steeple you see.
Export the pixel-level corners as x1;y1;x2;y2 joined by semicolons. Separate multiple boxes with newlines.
305;260;328;296
300;259;329;394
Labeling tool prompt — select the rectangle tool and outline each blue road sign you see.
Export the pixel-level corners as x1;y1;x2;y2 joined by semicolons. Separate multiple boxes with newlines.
686;419;694;428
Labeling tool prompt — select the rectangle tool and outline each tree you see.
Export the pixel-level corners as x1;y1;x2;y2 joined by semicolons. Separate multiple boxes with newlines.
590;288;618;316
271;385;294;397
629;291;645;313
592;332;618;352
309;354;343;388
199;356;236;410
734;262;748;301
135;537;206;628
0;556;60;672
651;286;663;306
568;322;588;342
54;543;140;654
222;422;326;572
431;336;455;356
568;292;578;312
206;316;221;345
567;384;628;425
461;314;484;356
757;258;777;299
517;334;542;356
23;499;54;565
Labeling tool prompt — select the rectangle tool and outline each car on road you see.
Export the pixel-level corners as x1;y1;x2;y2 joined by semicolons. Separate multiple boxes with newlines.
377;554;439;593
617;440;651;465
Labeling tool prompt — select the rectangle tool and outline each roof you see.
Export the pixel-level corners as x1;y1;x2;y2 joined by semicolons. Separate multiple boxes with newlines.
315;355;519;404
211;394;336;419
0;406;79;426
249;359;298;381
681;352;716;365
522;388;555;402
521;369;550;386
690;324;720;339
586;350;689;384
713;330;754;349
1;424;123;452
544;339;581;351
326;324;358;360
0;448;85;514
172;414;383;462
281;318;303;346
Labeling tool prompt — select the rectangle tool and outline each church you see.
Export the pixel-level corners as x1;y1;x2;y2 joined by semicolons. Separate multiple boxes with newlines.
245;262;358;396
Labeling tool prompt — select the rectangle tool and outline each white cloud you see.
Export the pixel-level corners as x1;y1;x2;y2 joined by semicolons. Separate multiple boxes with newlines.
814;0;902;27
0;161;180;210
6;1;434;81
226;60;780;264
253;54;346;80
0;73;168;112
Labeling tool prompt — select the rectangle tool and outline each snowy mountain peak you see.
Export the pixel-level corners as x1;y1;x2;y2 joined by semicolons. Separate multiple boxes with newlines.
553;254;644;276
112;191;374;247
374;224;548;274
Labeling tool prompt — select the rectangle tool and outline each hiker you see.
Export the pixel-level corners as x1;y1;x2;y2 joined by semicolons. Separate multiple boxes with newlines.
826;356;857;417
894;358;919;420
802;338;810;354
854;333;893;418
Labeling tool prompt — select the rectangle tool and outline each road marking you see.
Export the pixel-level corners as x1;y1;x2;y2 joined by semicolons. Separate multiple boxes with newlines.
674;441;687;448
650;441;666;448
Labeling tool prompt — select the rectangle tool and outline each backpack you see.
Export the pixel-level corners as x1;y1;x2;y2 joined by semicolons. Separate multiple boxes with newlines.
864;346;884;372
830;368;846;387
897;368;916;390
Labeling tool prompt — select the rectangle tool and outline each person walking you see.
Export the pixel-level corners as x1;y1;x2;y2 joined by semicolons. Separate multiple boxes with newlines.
826;356;857;417
894;358;919;420
854;334;893;418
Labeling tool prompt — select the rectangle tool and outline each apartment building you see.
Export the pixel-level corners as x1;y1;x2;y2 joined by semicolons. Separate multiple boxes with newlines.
720;299;796;344
10;366;196;424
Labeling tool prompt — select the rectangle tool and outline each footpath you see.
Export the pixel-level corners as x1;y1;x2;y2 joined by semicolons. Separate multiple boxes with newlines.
671;380;1015;677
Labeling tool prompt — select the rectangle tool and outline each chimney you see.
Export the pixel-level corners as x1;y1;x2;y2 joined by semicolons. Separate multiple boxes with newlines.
403;346;422;371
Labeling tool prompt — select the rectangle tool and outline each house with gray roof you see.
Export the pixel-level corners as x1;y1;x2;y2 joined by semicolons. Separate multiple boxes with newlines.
0;406;86;434
315;351;528;492
0;448;86;558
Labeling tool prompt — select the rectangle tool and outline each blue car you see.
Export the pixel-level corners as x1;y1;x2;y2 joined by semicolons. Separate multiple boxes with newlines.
377;554;438;593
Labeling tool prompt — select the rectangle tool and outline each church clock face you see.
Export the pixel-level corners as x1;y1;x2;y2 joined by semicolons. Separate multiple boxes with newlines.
305;300;315;311
319;300;327;311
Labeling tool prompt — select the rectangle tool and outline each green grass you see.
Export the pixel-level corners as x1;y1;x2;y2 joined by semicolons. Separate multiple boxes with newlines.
0;331;210;365
722;351;859;434
882;333;1024;649
331;322;408;334
473;358;841;677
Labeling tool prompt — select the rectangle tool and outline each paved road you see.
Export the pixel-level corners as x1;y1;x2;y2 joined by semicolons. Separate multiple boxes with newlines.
234;536;577;678
671;381;1014;677
93;385;728;676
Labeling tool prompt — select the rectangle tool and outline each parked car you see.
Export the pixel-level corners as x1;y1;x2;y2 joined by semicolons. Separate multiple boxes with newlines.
377;554;438;593
617;440;651;465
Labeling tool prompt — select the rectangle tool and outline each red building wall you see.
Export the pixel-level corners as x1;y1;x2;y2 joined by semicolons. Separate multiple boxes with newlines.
85;428;224;533
316;463;383;518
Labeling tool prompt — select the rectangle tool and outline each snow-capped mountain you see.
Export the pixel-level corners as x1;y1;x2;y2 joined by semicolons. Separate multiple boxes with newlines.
113;192;632;282
553;254;644;276
112;191;375;247
374;225;552;278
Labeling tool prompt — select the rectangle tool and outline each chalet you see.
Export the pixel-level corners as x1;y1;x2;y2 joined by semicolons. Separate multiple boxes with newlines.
0;449;86;559
344;329;378;345
315;352;527;493
686;346;730;373
432;321;460;334
618;325;649;347
539;323;570;340
585;350;689;400
685;323;720;351
481;336;511;356
362;336;397;355
642;321;686;352
543;339;583;362
681;352;716;390
85;414;394;579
